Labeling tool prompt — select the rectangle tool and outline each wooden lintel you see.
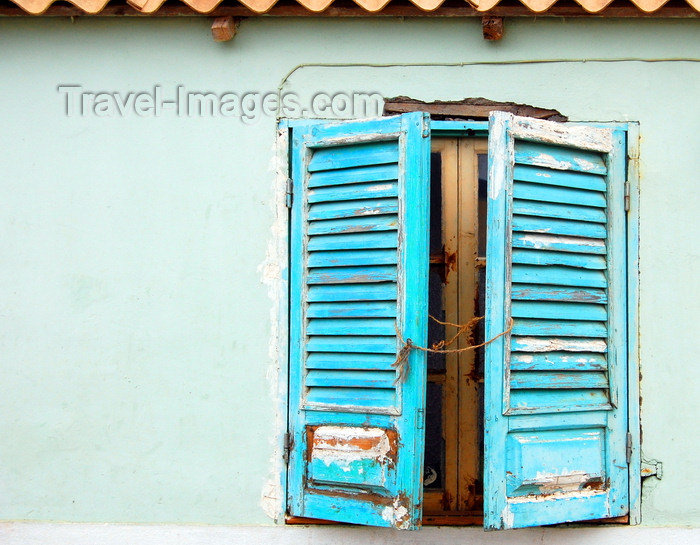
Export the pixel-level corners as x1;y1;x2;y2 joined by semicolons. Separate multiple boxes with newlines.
482;16;504;40
211;15;239;42
0;2;699;18
384;97;567;121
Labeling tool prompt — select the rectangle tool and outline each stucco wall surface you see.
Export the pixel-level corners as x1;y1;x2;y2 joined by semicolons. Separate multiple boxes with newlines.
0;15;698;529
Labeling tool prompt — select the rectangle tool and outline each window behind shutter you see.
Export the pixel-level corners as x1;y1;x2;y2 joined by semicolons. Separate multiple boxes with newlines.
287;113;430;529
484;112;629;529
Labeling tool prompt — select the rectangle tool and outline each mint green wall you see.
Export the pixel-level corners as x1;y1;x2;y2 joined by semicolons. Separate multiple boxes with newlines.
0;16;698;527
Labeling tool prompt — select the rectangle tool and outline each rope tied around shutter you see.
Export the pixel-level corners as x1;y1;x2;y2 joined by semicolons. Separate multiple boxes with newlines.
392;315;515;385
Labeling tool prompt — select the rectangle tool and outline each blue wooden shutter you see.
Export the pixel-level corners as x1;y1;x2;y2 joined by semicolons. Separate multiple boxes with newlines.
287;113;430;529
484;112;629;529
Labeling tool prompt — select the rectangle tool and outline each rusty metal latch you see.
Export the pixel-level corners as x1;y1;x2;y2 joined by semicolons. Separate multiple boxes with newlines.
641;458;663;479
286;178;294;208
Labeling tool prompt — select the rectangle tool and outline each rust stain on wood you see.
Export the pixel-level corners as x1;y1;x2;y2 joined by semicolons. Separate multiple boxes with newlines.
444;249;457;279
430;247;458;283
440;489;454;511
307;425;398;462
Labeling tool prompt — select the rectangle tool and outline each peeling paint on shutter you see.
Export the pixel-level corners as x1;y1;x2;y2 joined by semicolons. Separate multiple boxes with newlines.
287;113;430;529
484;112;629;529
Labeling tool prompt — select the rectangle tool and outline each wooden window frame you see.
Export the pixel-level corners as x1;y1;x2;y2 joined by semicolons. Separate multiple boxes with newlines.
423;137;487;519
282;117;641;528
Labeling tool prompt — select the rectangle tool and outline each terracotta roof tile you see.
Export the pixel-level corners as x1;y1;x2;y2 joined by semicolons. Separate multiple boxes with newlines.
7;0;700;16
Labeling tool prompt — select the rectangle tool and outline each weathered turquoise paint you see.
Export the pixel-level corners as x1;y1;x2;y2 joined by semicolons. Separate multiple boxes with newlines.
287;114;429;529
286;114;636;529
0;15;698;527
483;113;629;528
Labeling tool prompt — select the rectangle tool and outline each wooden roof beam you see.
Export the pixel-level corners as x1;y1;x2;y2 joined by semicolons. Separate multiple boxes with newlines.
482;15;504;40
211;15;240;41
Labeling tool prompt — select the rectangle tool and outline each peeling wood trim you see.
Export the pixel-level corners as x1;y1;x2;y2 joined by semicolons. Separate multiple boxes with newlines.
507;489;606;504
302;401;401;415
311;426;397;457
290;512;491;526
305;131;402;148
510;115;614;153
512;337;608;353
384;97;566;122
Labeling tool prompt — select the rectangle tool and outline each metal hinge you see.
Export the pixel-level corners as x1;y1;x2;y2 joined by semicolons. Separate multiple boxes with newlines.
624;181;630;212
285;178;293;208
416;408;425;430
283;432;291;465
422;113;430;138
626;432;633;465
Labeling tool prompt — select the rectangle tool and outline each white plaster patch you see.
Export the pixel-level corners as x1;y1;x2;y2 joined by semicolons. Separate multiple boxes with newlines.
380;498;410;530
259;128;291;523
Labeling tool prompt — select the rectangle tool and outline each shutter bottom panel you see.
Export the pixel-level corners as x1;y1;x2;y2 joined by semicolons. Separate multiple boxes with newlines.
297;422;416;529
503;492;611;529
301;489;415;529
505;426;606;497
306;425;398;491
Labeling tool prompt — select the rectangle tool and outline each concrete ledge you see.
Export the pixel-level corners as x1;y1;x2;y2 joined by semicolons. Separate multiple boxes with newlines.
2;523;699;545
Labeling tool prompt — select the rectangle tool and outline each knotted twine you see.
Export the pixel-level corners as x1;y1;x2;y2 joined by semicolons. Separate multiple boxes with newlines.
392;315;515;384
